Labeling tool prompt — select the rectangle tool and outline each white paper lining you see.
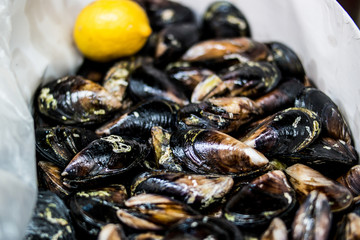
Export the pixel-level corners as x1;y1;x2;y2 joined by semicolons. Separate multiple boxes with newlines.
0;0;359;239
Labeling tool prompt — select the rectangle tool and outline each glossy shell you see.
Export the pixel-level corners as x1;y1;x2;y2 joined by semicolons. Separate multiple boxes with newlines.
170;128;269;175
37;76;121;125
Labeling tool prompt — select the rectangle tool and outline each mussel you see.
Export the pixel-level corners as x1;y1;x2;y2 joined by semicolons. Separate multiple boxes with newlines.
202;1;251;39
37;76;122;125
141;0;196;32
292;190;332;240
95;99;179;138
224;170;297;230
116;193;200;230
241;107;321;156
285;164;353;212
62;135;149;187
170;128;269;176
177;97;263;133
69;184;127;237
266;41;305;80
97;224;127;240
35;126;98;168
260;218;288;240
295;87;354;145
220;61;282;98
131;171;234;209
155;23;199;67
181;37;272;70
24;191;75;240
337;165;360;196
334;212;360;240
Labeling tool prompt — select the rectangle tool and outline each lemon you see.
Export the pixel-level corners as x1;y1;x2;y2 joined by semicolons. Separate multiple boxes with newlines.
73;0;152;62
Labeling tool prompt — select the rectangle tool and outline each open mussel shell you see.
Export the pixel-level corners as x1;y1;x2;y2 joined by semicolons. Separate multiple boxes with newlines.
38;161;72;198
254;78;305;115
131;171;234;209
128;65;189;106
181;37;272;70
24;191;75;240
260;218;288;240
202;1;251;40
241;107;321;156
69;184;127;238
220;61;282;98
37;76;122;125
35;126;98;168
103;56;153;102
116;193;201;231
292;190;332;240
170;128;269;176
155;23;200;67
140;0;196;32
285;164;353;212
62;135;149;187
164;216;243;240
278;137;358;178
177;97;262;133
96;99;179;138
334;212;360;240
224;170;297;230
266;41;305;80
295;87;354;145
338;165;360;197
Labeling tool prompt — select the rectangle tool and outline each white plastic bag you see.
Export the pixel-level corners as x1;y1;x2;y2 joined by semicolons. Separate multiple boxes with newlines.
0;0;359;239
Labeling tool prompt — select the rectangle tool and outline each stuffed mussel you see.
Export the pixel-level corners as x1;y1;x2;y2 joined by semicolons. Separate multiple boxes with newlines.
32;1;359;239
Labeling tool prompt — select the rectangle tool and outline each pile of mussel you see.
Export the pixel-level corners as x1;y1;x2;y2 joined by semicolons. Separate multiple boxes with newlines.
27;1;360;239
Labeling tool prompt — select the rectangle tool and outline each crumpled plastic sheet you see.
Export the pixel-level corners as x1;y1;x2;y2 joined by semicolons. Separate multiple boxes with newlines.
0;0;359;239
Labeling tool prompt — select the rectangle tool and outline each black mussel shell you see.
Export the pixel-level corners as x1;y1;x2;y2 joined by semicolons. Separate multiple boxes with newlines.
224;170;297;230
35;126;98;168
292;190;332;240
266;41;305;80
202;1;251;39
103;56;153;102
220;61;282;99
131;171;234;209
38;161;72;198
128;65;189;106
96;99;179;138
164;216;243;240
190;73;228;103
62;135;149;186
170;128;269;175
177;97;262;133
24;191;75;240
285;164;353;212
37;76;122;125
116;193;201;231
155;23;200;68
295;87;354;145
69;185;127;237
181;37;272;71
279;137;358;178
241;107;321;156
255;78;305;115
142;0;196;32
